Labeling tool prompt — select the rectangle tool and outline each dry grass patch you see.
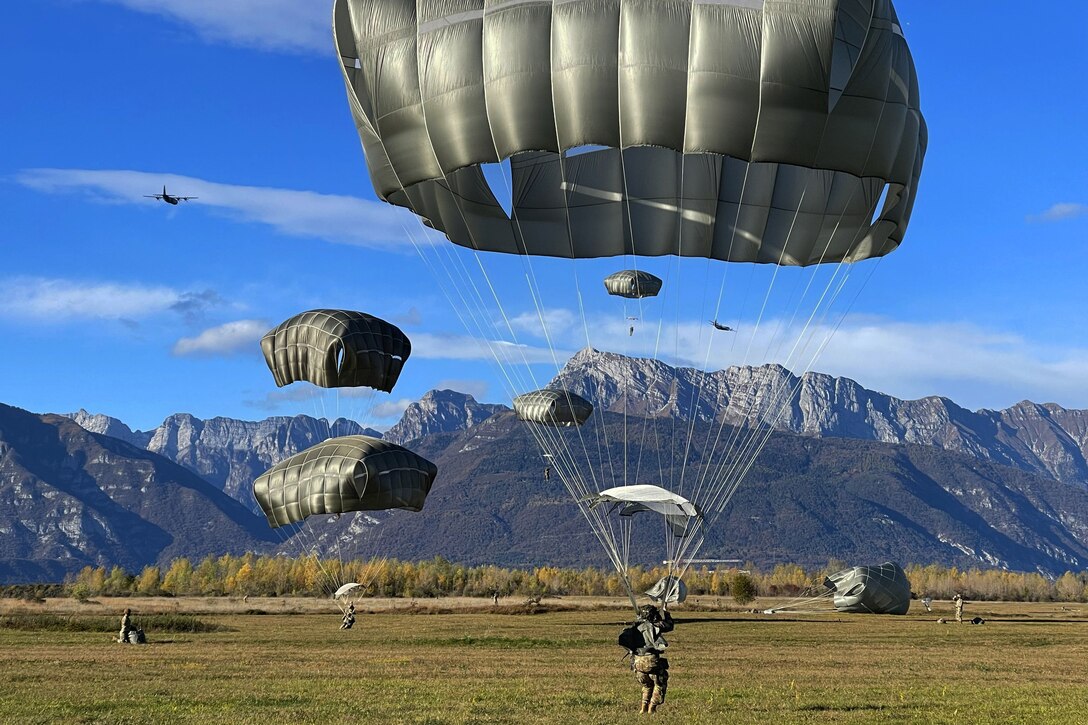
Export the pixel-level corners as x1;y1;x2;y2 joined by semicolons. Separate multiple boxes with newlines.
0;598;1086;723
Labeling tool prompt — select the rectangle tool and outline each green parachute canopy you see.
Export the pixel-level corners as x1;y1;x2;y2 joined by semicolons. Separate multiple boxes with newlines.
261;309;411;393
334;0;925;264
252;435;437;528
604;270;663;299
513;389;594;427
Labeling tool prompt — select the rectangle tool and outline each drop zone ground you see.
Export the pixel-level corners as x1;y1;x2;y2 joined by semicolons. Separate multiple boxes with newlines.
2;597;1085;724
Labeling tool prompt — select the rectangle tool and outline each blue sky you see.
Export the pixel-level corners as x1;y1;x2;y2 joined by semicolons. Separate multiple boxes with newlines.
2;1;1086;432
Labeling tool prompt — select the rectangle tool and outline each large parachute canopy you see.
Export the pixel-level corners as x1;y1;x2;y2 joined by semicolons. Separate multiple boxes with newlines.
253;435;437;528
604;270;663;299
824;561;911;614
333;0;925;611
513;389;594;427
261;309;411;393
334;0;925;264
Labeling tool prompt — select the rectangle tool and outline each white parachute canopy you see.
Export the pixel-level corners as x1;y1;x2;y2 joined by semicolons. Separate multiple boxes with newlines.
589;485;699;518
587;484;702;537
333;582;363;600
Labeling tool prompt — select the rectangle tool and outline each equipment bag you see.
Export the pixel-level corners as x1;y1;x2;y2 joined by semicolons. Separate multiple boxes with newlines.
617;625;642;652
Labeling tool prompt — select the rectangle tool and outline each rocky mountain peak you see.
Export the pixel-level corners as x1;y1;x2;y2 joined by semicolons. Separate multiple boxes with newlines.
63;409;151;447
383;389;508;446
550;349;1088;488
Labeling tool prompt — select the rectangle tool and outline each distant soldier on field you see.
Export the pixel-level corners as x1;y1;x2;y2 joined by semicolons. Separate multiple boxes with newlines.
118;608;132;643
953;594;965;623
341;603;356;630
619;604;675;714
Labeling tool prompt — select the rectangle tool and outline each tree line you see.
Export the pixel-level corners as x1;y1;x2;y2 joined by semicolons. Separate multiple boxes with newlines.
61;554;1088;603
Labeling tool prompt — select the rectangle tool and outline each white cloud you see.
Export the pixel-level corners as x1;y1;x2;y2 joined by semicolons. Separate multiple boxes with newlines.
812;319;1088;409
508;308;580;340
100;0;330;55
372;398;414;420
410;332;567;365
1028;203;1088;223
497;306;1088;410
172;319;267;357
434;379;491;400
15;168;433;251
243;386;321;411
0;277;183;321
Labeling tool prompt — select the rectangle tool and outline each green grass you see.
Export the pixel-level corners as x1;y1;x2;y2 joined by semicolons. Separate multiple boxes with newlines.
0;613;232;633
0;601;1086;724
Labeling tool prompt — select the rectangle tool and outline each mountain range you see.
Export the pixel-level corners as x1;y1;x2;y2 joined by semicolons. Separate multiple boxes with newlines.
3;348;1088;582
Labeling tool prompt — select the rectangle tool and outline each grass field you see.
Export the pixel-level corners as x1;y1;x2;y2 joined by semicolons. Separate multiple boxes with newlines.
1;596;1086;724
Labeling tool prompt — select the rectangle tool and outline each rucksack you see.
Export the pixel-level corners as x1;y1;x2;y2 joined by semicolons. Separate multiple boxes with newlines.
617;624;643;652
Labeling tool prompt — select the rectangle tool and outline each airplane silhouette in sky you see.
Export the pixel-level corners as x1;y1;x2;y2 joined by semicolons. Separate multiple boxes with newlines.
144;186;197;205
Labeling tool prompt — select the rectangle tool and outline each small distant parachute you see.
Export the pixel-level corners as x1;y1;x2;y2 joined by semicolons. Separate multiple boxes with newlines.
825;562;911;615
646;575;687;605
253;435;437;528
261;309;411;392
587;484;702;537
513;389;593;427
604;270;663;299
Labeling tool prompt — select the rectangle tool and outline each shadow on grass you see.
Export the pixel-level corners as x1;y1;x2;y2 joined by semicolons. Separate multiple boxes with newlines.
412;635;596;649
798;703;892;712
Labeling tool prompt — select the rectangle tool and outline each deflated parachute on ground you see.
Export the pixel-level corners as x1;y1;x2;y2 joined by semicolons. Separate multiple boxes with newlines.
604;270;663;299
261;309;411;392
253;435;437;528
334;0;926;264
825;561;911;614
513;389;593;427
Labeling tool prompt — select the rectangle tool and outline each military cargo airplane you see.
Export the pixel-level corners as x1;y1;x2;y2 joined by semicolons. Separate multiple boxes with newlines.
145;186;197;205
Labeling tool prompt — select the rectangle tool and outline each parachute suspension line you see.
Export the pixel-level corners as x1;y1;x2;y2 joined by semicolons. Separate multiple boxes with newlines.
414;182;621;604
674;161;766;525
690;246;846;530
672;2;712;520
690;176;851;525
341;21;631;611
677;182;834;569
401;219;535;404
447;15;618;517
692;199;888;550
521;269;605;497
405;36;555;407
700;268;854;529
537;46;625;505
692;43;906;530
523;418;634;606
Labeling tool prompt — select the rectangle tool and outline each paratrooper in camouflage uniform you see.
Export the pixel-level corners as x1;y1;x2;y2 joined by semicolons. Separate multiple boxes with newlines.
629;604;674;714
